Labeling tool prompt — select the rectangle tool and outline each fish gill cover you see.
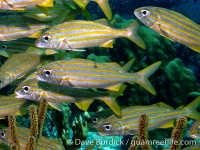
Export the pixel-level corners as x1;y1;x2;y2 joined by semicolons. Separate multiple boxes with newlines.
0;0;199;150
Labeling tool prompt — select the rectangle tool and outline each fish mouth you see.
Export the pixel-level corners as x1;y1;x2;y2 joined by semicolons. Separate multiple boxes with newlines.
14;91;22;98
36;73;46;82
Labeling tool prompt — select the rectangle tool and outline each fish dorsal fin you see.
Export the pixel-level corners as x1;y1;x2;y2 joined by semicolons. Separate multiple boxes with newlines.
75;100;94;111
100;39;114;48
94;18;110;26
152;102;174;110
104;83;122;91
188;45;200;53
122;58;135;71
15;108;27;116
159;120;175;128
29;30;42;38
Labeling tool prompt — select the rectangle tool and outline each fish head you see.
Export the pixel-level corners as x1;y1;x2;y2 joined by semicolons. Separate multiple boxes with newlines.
88;115;104;130
134;7;157;28
36;65;62;85
14;79;40;100
35;32;63;49
189;120;200;138
98;120;129;136
0;128;9;145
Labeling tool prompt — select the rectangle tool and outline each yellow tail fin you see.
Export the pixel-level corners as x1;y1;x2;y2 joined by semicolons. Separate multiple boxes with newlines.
183;96;200;120
136;61;162;95
99;85;126;116
125;20;146;49
75;100;94;111
94;0;112;19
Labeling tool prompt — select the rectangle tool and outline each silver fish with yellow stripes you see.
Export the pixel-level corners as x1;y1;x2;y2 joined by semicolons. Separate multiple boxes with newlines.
98;96;200;136
0;127;65;150
0;50;41;89
36;58;161;95
0;16;50;41
0;95;38;119
35;20;146;50
15;78;126;116
0;0;53;10
134;7;200;53
0;38;57;57
189;118;200;138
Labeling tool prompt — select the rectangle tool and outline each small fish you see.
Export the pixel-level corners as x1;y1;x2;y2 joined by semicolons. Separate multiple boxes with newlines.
0;0;53;10
15;78;126;116
0;50;41;89
0;38;57;57
98;96;200;136
189;119;200;138
134;7;200;53
0;127;65;150
35;20;146;50
36;58;161;95
0;95;38;119
0;16;50;41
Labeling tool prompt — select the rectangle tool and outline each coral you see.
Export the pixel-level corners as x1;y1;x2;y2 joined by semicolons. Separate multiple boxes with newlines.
138;114;151;150
29;105;38;140
169;117;187;150
26;136;36;150
8;115;20;149
128;136;139;150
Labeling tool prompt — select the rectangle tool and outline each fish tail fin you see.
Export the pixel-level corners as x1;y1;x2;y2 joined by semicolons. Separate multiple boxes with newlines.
125;20;146;49
38;0;54;7
99;85;126;116
135;61;162;95
75;100;94;111
73;0;89;9
94;0;112;19
183;96;200;120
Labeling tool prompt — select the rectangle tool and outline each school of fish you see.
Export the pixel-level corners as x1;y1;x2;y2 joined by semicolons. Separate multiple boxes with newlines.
0;0;198;149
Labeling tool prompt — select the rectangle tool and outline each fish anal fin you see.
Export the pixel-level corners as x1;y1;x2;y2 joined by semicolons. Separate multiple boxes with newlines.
159;120;174;128
38;0;53;7
100;39;114;48
15;108;26;116
73;0;89;9
48;102;63;111
75;100;94;111
0;50;9;57
29;30;42;38
104;84;122;91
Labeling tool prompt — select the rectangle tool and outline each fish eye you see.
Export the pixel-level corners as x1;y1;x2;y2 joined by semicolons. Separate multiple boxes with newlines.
0;130;5;138
22;86;30;93
103;124;112;131
92;117;98;124
43;68;52;77
1;44;7;50
141;9;149;16
42;34;51;43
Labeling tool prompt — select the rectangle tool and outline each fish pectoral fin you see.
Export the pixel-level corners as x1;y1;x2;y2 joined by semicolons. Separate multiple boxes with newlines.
75;100;94;111
159;120;175;128
104;84;123;91
48;102;63;111
100;39;114;48
63;39;86;51
29;30;42;38
0;50;9;57
188;45;200;53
